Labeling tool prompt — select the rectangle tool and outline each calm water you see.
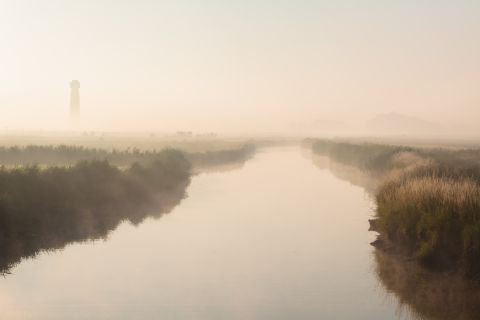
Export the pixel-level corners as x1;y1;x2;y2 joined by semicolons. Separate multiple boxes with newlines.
0;147;401;319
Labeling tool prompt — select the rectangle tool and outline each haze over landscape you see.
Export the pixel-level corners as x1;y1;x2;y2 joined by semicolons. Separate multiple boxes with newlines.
2;2;480;320
1;0;479;136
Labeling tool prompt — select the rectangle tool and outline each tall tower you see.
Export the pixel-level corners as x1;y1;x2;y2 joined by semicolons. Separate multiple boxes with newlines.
70;80;80;118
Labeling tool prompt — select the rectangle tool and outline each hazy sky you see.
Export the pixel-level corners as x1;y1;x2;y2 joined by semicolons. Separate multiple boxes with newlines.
1;0;479;133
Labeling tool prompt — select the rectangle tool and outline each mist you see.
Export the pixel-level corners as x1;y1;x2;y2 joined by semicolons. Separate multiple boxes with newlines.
1;0;479;136
2;2;480;319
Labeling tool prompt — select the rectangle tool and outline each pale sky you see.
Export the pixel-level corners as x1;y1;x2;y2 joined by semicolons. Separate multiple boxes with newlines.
0;0;479;134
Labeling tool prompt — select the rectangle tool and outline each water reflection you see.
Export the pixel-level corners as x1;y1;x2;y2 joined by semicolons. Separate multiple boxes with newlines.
3;146;480;319
375;250;480;320
0;151;254;278
308;152;379;195
307;147;480;320
0;182;189;276
0;147;397;319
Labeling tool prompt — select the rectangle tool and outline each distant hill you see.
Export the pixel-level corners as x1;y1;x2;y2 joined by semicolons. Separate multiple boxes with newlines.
366;112;442;135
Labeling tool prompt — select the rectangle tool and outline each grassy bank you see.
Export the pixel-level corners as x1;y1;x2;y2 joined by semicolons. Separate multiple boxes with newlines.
308;138;480;278
0;144;255;274
0;143;255;170
0;149;190;274
188;144;255;172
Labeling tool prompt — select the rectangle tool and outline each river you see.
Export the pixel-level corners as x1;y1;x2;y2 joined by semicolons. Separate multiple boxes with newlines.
0;147;417;319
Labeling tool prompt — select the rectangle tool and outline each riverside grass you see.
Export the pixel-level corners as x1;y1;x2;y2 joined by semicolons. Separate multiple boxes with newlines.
309;139;480;278
0;144;255;274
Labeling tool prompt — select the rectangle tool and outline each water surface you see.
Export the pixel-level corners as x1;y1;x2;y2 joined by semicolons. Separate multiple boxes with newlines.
0;147;401;319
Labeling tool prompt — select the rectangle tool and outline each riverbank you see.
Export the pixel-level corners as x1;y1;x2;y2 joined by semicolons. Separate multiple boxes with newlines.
307;138;480;279
0;144;255;274
0;143;255;169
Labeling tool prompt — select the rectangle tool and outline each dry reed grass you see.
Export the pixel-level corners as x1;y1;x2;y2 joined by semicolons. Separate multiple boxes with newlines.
310;139;480;277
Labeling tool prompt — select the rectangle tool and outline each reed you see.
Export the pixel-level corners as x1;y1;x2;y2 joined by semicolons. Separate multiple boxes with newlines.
309;139;480;278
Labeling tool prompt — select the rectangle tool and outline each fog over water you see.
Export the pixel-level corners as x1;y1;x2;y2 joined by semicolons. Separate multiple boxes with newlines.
0;147;403;319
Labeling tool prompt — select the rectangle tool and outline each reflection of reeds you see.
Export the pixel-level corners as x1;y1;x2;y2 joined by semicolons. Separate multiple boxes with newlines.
374;250;480;320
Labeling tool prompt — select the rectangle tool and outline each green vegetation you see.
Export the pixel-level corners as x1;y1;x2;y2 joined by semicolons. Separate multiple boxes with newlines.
309;139;480;278
189;144;255;171
0;143;255;169
0;134;249;153
310;139;414;173
0;149;190;274
0;144;255;274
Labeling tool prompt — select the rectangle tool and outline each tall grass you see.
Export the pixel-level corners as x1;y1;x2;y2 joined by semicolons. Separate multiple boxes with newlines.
0;143;255;169
378;170;480;275
310;139;414;173
309;139;480;278
0;143;256;275
0;149;191;274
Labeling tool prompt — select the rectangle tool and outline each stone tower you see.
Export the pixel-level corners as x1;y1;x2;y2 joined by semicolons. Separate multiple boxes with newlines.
70;80;80;118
